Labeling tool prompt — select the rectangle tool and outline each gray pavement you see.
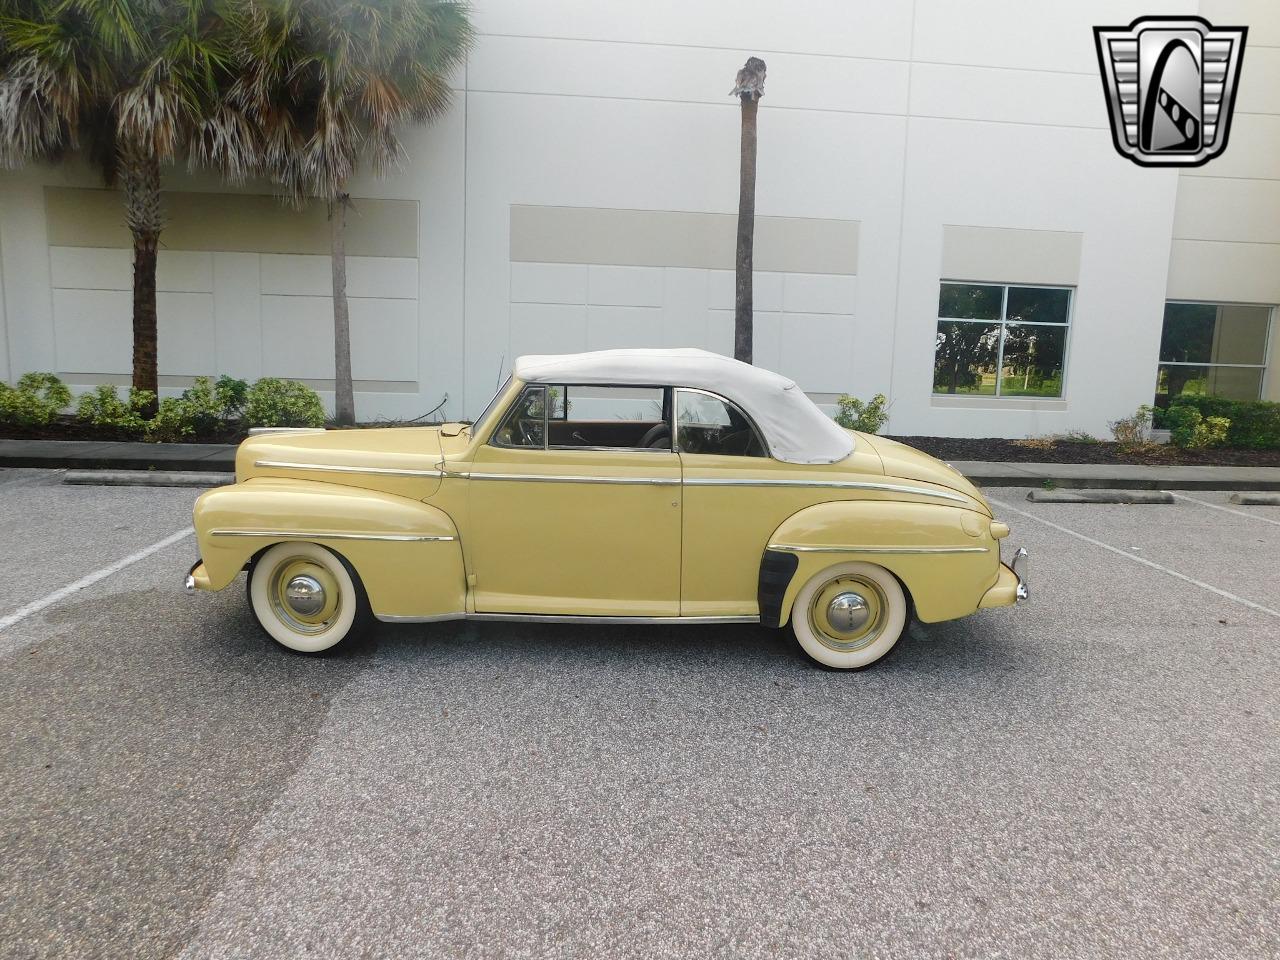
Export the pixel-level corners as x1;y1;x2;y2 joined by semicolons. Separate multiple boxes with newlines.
1;469;1277;959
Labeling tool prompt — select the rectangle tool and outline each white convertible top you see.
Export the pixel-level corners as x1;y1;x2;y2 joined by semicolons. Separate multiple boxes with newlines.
513;348;854;464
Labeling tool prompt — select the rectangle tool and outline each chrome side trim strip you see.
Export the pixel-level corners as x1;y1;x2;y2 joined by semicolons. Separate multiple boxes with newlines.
209;529;455;542
768;543;988;555
467;472;680;486
254;459;442;478
376;612;759;625
683;477;971;503
376;612;467;623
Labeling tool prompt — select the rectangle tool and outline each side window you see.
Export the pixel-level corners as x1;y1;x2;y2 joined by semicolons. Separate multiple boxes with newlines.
675;390;766;457
492;385;546;448
546;385;670;450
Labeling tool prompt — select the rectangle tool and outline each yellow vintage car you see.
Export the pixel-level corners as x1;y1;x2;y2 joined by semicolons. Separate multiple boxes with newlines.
186;348;1027;669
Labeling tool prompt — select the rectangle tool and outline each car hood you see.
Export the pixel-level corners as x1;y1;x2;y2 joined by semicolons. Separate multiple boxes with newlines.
858;433;991;514
235;427;444;496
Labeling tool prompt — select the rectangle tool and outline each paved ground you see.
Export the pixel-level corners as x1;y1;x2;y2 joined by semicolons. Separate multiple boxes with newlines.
1;468;1277;960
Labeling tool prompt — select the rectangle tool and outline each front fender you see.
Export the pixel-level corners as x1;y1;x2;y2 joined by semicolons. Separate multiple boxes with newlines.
768;500;1001;625
192;478;465;619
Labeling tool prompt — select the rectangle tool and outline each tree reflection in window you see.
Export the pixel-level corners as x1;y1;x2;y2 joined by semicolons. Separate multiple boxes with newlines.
933;283;1071;398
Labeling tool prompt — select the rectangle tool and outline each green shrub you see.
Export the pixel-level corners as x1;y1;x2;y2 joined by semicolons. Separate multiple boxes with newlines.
75;385;154;432
244;378;326;428
0;372;72;426
834;393;890;434
1166;405;1230;449
1108;405;1155;451
1059;430;1100;444
1166;395;1280;449
142;376;250;442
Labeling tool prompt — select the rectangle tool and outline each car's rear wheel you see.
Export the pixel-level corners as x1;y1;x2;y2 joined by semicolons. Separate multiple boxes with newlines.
247;542;369;654
791;561;908;669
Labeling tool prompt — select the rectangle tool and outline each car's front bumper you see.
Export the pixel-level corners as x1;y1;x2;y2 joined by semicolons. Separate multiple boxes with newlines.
978;546;1029;608
185;558;211;594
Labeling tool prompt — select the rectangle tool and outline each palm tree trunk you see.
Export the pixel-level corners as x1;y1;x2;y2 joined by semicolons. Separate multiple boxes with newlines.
734;93;758;365
330;191;355;426
122;149;163;415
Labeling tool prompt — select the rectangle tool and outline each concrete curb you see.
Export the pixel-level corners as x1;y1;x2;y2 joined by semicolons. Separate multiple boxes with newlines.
63;470;233;488
1026;489;1175;504
1229;492;1280;506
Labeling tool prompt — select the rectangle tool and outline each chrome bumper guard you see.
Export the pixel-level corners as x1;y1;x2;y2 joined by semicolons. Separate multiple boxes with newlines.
184;558;202;595
1011;547;1029;601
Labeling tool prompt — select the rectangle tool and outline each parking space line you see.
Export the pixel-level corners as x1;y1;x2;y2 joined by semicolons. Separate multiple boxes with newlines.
1168;491;1280;527
0;527;194;632
988;498;1280;621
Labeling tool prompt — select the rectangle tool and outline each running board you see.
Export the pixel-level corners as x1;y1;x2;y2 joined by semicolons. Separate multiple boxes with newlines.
376;613;760;625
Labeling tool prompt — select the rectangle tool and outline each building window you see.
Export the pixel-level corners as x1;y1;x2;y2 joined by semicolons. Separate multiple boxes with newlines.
933;282;1071;398
1157;302;1273;405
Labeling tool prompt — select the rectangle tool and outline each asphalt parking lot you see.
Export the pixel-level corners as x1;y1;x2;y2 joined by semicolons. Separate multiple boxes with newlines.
1;467;1277;960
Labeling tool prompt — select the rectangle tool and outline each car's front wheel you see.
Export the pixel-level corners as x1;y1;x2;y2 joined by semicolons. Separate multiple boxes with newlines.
791;561;908;669
247;542;369;654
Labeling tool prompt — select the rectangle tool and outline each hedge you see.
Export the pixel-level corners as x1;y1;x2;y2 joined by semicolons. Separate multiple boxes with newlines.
1167;395;1280;449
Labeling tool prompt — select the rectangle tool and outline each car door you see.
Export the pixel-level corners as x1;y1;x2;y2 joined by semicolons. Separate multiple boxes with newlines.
467;383;682;616
675;388;814;618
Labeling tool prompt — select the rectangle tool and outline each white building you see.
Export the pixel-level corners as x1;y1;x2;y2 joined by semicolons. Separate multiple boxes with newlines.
1;0;1277;437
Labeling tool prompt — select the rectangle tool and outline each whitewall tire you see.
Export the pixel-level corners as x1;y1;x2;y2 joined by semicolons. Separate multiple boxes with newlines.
248;542;368;654
791;561;908;670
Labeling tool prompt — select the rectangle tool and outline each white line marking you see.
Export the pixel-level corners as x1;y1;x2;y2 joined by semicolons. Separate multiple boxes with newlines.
0;527;194;632
988;498;1280;621
1168;491;1280;527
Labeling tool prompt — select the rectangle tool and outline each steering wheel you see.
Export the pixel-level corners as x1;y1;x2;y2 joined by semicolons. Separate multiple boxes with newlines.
639;422;671;449
516;419;539;447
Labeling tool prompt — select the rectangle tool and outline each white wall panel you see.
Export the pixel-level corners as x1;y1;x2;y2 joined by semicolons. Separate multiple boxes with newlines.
783;274;857;315
347;257;418;300
212;253;262;381
779;314;856;394
1200;0;1280;46
50;246;130;291
912;0;1198;74
157;251;214;293
910;63;1102;129
468;35;910;116
1173;177;1280;243
510;262;586;304
660;268;710;348
587;265;663;307
260;295;334;379
510;302;587;358
260;254;332;296
471;0;915;62
158;292;216;375
1234;46;1280;116
349;297;418;381
52;288;131;373
586;305;665;350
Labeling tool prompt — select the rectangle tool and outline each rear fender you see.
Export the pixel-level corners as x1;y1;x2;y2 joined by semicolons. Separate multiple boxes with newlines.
767;500;1001;625
192;478;464;619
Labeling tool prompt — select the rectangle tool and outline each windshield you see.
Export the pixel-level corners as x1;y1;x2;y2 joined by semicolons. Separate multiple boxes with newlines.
469;376;512;436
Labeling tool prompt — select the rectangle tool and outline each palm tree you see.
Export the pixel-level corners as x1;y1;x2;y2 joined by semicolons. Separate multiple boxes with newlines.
236;0;473;425
730;56;765;365
0;0;254;412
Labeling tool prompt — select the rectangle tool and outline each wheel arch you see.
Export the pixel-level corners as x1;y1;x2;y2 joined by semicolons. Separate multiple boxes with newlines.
762;498;1001;626
193;478;466;619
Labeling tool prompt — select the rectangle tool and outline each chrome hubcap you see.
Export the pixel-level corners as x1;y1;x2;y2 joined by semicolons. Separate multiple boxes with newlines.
826;592;870;633
284;575;326;617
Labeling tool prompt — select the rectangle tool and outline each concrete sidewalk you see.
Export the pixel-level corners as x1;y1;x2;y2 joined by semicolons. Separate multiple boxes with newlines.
3;438;1279;490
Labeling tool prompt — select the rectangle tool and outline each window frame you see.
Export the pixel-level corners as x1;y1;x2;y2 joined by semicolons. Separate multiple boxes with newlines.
933;280;1075;400
1158;299;1275;402
490;382;676;454
673;387;771;459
